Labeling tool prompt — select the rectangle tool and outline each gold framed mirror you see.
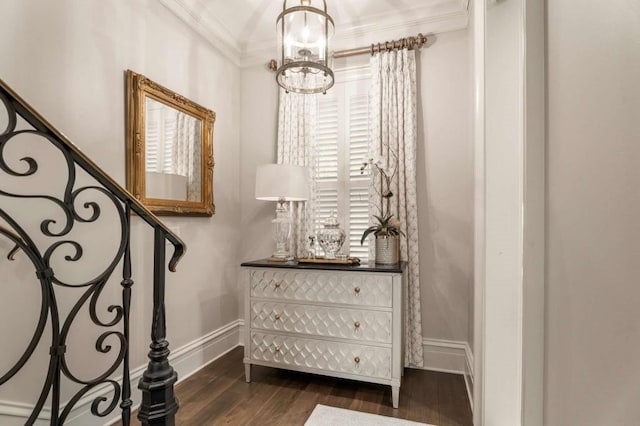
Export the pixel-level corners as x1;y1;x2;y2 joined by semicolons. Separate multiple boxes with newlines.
125;70;215;216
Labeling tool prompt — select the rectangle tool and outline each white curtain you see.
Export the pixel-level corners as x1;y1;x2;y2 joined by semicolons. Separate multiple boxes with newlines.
276;88;317;257
369;49;423;367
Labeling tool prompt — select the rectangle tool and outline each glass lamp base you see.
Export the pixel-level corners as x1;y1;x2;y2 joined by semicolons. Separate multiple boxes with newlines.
271;200;292;260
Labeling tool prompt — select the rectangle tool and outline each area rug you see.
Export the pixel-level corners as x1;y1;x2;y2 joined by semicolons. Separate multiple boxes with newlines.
304;404;433;426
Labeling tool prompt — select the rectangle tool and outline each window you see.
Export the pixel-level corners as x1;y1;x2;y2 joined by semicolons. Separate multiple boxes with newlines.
314;72;371;260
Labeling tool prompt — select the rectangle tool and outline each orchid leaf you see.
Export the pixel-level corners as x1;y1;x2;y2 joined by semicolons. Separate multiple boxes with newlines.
360;226;380;245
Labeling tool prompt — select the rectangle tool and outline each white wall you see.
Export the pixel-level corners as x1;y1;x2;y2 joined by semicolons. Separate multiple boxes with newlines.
0;0;241;421
239;65;280;263
238;29;474;349
418;29;473;346
545;1;640;424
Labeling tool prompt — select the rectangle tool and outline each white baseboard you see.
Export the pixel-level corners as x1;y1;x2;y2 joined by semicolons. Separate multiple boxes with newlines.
464;342;474;411
419;338;469;374
0;319;244;426
415;338;474;412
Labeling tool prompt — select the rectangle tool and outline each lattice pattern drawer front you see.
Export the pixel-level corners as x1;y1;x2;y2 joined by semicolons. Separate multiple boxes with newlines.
250;332;392;379
250;269;392;308
251;301;392;343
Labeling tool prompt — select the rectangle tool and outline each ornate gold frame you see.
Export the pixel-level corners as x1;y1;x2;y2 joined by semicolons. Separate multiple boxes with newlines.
125;70;215;216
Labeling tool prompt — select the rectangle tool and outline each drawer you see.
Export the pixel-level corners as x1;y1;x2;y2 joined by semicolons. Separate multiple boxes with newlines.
250;269;393;308
250;301;392;344
250;332;392;380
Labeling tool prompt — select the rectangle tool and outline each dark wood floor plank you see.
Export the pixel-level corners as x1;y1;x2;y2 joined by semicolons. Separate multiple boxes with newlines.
436;369;473;426
218;369;291;425
118;347;472;426
248;369;312;425
176;360;245;424
285;375;331;422
175;348;240;402
396;368;440;425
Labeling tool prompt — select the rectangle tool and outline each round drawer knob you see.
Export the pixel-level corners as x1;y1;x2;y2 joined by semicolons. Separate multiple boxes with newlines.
354;321;361;329
274;346;281;353
354;356;360;364
354;287;361;295
274;281;282;289
274;314;281;321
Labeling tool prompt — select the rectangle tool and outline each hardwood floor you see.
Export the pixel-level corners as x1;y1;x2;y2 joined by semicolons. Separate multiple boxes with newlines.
126;346;472;425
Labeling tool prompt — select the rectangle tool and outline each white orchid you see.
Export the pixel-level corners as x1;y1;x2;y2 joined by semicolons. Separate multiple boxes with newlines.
360;154;390;176
359;152;404;245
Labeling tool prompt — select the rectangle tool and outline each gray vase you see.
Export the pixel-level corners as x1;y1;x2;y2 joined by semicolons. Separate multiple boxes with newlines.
375;235;399;265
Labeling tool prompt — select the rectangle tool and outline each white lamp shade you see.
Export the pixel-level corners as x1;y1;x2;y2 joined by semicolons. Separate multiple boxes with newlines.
255;164;309;201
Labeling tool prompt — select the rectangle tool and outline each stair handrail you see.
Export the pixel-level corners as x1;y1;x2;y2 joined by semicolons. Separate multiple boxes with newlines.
0;78;186;425
0;79;185;270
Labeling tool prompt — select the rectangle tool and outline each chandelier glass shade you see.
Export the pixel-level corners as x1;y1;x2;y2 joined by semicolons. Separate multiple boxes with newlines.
276;0;335;94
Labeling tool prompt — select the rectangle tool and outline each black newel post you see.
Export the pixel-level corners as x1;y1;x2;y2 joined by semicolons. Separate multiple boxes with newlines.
138;227;179;425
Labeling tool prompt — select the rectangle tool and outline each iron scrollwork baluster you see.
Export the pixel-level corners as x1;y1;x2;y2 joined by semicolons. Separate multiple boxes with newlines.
120;200;133;425
0;79;185;425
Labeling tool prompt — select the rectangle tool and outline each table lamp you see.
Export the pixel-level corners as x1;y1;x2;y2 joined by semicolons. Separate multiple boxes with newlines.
255;164;309;260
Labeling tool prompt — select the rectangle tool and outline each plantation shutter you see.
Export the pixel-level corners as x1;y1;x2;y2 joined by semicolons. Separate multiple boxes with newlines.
347;89;370;260
313;71;370;260
162;113;177;174
316;96;339;182
145;104;161;172
145;99;179;175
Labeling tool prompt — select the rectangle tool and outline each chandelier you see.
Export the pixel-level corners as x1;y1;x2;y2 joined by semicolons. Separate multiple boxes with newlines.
275;0;335;94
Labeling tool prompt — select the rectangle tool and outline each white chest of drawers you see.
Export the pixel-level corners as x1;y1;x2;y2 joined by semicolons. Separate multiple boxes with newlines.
241;260;404;408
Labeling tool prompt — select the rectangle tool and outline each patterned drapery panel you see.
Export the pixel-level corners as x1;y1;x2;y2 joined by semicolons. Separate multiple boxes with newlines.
173;112;201;202
276;88;317;257
369;49;424;367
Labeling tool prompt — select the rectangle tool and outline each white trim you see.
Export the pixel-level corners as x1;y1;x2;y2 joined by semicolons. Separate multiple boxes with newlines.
465;342;475;378
158;0;471;68
472;0;545;423
417;339;472;375
464;342;474;411
0;401;50;423
0;319;244;426
471;0;486;423
241;6;470;68
158;0;242;66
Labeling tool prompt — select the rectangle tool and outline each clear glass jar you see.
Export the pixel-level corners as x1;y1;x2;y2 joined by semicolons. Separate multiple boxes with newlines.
317;212;346;259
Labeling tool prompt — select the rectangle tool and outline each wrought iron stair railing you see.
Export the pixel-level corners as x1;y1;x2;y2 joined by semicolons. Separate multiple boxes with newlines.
0;79;186;425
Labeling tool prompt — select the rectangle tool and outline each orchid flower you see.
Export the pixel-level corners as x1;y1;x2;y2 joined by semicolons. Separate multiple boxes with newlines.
359;152;404;245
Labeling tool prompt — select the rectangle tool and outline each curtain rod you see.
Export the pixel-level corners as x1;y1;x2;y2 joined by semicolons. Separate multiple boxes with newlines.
333;33;427;58
268;33;427;71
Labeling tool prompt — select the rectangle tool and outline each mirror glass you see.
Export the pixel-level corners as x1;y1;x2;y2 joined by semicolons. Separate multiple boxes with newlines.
144;97;202;202
125;70;215;216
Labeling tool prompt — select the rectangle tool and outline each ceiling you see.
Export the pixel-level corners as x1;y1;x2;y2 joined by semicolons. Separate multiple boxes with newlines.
160;0;470;66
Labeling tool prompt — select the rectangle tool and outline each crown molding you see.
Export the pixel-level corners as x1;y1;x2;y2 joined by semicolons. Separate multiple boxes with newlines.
159;0;242;66
242;0;470;68
160;0;470;69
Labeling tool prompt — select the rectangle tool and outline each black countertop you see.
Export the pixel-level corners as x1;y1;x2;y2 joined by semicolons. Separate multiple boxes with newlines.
241;259;403;274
